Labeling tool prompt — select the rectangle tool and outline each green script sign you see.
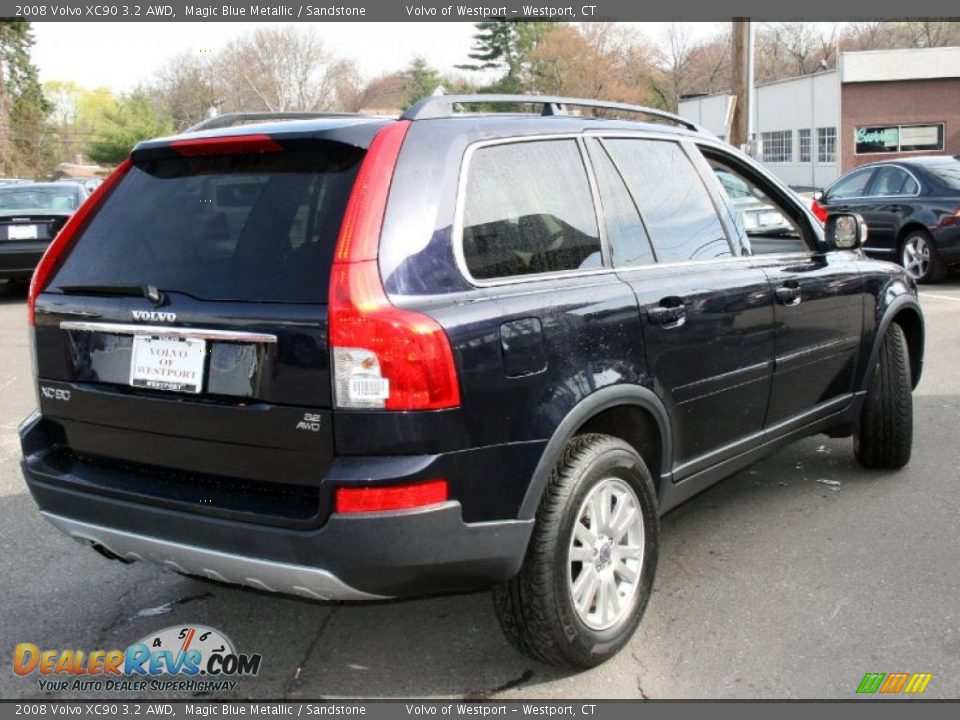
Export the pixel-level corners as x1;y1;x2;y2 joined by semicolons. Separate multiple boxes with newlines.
855;127;899;145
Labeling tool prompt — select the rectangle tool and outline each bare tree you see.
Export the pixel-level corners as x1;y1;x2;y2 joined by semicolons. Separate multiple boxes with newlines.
527;23;662;107
755;22;838;82
658;23;694;110
839;21;891;51
148;51;220;131
330;59;366;112
215;26;343;112
897;20;960;48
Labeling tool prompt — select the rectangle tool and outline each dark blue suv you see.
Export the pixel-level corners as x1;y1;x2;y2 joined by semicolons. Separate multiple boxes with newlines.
20;96;924;667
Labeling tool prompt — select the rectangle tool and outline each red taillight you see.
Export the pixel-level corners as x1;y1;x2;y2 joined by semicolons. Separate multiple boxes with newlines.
335;479;448;514
28;159;132;325
940;210;960;226
812;199;828;224
170;134;283;156
329;121;461;411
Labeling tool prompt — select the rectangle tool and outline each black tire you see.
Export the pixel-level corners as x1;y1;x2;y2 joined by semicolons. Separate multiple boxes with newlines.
855;323;913;469
900;229;946;284
493;433;659;668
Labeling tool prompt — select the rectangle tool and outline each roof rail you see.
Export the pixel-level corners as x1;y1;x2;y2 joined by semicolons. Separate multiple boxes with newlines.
400;94;701;132
184;111;368;133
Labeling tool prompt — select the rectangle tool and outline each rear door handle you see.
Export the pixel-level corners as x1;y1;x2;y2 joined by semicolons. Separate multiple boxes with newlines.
648;301;687;327
775;285;802;306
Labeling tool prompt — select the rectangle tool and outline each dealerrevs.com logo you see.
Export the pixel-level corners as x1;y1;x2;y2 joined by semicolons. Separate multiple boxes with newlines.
14;625;262;693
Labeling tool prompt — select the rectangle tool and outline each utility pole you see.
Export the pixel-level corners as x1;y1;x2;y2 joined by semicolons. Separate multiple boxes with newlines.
731;19;750;150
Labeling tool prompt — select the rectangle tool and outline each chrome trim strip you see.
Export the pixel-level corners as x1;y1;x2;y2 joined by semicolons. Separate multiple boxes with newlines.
59;321;277;344
42;512;387;601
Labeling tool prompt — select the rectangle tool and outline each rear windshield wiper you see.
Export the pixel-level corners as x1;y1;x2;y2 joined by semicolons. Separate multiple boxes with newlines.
56;284;166;305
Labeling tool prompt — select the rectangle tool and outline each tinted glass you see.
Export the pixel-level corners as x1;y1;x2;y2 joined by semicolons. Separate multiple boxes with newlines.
0;187;80;211
49;143;362;304
828;168;873;199
925;159;960;191
586;140;655;268
462;140;601;280
604;139;730;262
869;166;916;196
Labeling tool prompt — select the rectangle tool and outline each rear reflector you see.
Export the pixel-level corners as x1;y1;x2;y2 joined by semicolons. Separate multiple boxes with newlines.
170;134;283;156
334;479;448;514
28;159;132;325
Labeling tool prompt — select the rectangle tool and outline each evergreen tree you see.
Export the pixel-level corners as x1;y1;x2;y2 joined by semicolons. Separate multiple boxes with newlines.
457;20;558;91
404;57;442;108
0;20;54;177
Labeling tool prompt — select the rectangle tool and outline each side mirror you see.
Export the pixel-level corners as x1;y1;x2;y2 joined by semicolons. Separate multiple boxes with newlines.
826;213;867;250
812;190;823;201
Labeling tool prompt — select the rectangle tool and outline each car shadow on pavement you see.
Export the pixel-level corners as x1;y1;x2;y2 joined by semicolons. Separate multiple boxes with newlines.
3;395;955;700
0;282;28;304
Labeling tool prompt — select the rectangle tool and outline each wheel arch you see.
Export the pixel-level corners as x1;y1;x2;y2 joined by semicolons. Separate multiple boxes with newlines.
864;296;925;391
518;385;673;520
897;222;933;249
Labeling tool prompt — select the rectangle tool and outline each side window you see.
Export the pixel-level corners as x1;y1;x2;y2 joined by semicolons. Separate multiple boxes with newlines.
705;154;809;255
603;139;731;263
462;139;602;281
869;166;917;197
585;139;656;268
827;168;874;200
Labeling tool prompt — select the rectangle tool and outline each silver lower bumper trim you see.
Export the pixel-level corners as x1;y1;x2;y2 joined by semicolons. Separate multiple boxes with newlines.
42;512;388;601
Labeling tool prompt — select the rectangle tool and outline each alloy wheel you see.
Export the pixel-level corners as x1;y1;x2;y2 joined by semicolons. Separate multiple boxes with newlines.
567;477;645;630
902;235;931;280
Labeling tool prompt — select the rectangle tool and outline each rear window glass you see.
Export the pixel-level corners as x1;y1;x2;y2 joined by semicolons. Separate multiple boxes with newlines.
926;160;960;191
461;139;601;281
0;187;80;211
49;143;362;304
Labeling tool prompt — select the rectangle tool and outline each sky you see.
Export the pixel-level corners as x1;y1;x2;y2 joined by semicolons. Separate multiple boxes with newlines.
30;21;729;92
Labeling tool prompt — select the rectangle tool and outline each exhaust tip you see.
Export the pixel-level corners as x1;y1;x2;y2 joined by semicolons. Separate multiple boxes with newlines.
72;535;135;564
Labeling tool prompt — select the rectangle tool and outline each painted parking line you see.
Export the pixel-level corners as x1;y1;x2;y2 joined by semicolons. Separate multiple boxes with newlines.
919;292;960;304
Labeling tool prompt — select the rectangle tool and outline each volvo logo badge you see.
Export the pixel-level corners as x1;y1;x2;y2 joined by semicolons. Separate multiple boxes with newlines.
132;310;177;322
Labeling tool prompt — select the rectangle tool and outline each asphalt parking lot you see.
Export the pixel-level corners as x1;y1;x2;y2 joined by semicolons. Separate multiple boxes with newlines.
1;278;958;700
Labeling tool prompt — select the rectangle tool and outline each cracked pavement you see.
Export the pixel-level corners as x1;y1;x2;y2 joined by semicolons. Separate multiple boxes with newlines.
1;279;959;700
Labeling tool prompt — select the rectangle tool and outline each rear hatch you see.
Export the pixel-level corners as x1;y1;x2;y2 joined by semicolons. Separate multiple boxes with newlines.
29;130;376;527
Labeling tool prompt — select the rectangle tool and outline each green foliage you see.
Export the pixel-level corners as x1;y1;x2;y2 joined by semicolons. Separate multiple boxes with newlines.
85;89;173;165
404;56;442;108
1;20;55;177
457;20;558;88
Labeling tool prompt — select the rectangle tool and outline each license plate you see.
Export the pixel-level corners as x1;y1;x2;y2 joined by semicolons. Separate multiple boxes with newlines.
129;335;207;394
7;224;38;240
759;211;784;227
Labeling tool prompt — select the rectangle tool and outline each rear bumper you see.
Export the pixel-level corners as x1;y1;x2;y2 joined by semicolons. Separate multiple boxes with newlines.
21;412;535;599
41;512;385;600
931;224;960;263
0;242;47;278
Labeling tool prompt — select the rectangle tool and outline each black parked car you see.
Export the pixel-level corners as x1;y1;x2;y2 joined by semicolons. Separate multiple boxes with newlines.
814;155;960;283
0;182;87;282
20;97;923;668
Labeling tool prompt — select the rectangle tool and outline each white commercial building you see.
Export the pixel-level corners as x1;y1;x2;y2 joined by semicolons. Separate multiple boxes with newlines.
679;46;960;190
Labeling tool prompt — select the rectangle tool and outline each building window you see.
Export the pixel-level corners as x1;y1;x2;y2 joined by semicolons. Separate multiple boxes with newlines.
761;131;793;163
854;123;945;155
817;127;837;163
799;129;812;163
